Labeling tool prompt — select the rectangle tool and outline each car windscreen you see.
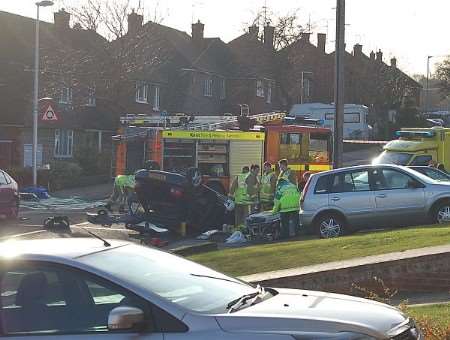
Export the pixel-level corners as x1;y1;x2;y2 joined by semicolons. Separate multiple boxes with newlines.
410;167;450;182
79;245;257;314
375;152;413;165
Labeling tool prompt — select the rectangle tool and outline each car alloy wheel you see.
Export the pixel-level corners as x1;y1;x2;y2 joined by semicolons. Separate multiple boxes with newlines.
437;205;450;224
319;216;343;238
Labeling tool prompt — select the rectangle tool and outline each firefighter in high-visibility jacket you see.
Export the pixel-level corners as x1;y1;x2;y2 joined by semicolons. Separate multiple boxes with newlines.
272;178;300;239
277;158;297;186
229;166;251;227
260;161;277;211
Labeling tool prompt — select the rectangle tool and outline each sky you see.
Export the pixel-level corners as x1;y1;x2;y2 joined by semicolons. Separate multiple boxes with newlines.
1;0;449;76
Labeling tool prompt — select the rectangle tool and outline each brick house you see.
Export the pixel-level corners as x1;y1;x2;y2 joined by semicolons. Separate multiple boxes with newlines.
0;10;115;171
279;32;421;117
227;25;281;115
111;13;234;118
278;32;334;108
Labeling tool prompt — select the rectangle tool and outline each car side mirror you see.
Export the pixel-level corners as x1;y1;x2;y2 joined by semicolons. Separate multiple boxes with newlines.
408;180;422;189
108;306;145;331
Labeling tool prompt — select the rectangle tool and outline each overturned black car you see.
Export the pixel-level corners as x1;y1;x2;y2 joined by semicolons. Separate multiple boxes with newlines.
134;168;232;233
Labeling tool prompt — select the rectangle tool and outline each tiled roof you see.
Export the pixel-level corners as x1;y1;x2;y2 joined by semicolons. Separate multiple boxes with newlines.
227;32;276;79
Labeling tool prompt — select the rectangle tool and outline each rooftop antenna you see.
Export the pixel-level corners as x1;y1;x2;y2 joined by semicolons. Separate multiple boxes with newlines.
307;13;312;33
263;0;268;25
192;0;204;24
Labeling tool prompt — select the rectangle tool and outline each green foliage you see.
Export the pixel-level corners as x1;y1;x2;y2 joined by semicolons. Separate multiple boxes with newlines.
5;167;50;188
75;146;111;176
436;57;450;96
49;161;82;190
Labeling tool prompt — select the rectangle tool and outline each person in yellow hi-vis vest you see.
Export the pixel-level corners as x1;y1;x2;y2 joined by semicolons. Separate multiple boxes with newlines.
272;178;300;239
260;161;277;211
277;158;297;186
105;173;135;213
229;166;251;227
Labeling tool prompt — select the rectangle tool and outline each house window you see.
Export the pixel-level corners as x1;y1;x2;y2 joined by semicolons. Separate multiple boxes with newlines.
87;85;96;106
135;81;148;103
266;81;272;104
153;86;160;111
203;79;213;97
219;78;226;100
256;79;264;97
54;129;74;158
60;87;72;104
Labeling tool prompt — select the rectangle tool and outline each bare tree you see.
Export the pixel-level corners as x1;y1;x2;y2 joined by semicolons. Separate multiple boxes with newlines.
436;57;450;96
66;0;140;40
245;8;308;50
67;0;102;31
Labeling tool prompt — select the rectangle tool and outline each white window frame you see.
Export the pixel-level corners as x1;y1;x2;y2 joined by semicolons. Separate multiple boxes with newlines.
266;81;272;104
60;86;73;104
135;81;148;103
219;78;226;100
256;79;265;97
87;85;96;107
203;79;213;97
54;129;74;158
153;86;160;111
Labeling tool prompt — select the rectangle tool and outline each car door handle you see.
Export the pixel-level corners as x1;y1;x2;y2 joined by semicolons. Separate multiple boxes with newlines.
376;194;387;198
331;197;340;201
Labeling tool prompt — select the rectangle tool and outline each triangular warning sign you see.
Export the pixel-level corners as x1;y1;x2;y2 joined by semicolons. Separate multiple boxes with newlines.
41;104;58;121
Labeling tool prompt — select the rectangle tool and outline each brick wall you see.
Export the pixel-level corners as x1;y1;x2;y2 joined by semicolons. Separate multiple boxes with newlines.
243;249;450;296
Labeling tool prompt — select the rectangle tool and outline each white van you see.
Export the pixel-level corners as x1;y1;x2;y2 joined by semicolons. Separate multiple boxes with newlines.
289;103;371;139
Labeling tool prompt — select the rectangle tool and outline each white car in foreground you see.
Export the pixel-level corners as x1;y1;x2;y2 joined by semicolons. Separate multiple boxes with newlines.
0;239;421;339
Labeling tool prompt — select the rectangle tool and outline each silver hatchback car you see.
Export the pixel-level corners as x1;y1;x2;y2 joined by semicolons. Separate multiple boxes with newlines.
300;164;450;238
0;238;421;339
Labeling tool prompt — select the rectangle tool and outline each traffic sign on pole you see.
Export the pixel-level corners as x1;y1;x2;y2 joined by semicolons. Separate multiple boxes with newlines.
41;104;58;121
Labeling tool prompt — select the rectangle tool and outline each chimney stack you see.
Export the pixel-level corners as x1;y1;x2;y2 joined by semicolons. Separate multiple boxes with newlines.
263;25;274;49
192;20;205;47
248;25;259;39
353;44;363;57
391;57;397;68
301;32;311;43
370;51;375;60
317;33;326;53
376;49;383;62
128;10;143;36
54;8;70;32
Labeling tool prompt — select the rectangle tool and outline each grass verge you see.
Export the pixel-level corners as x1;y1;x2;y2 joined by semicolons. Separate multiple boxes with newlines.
407;303;450;329
189;225;450;277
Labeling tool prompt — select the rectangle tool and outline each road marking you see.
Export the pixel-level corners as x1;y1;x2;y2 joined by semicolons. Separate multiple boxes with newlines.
73;225;132;232
1;223;135;240
0;230;47;240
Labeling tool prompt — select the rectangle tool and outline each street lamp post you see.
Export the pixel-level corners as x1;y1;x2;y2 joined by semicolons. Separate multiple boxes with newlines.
300;71;313;104
425;55;433;115
32;0;53;187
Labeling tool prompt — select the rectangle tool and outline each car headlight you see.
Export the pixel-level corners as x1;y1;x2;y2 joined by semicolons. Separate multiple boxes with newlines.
388;319;423;340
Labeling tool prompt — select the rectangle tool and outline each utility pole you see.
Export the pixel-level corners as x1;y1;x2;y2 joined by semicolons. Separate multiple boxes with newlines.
333;0;345;169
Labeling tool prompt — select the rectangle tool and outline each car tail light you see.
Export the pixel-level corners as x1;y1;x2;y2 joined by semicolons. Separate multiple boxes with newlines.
300;177;311;205
170;187;183;199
